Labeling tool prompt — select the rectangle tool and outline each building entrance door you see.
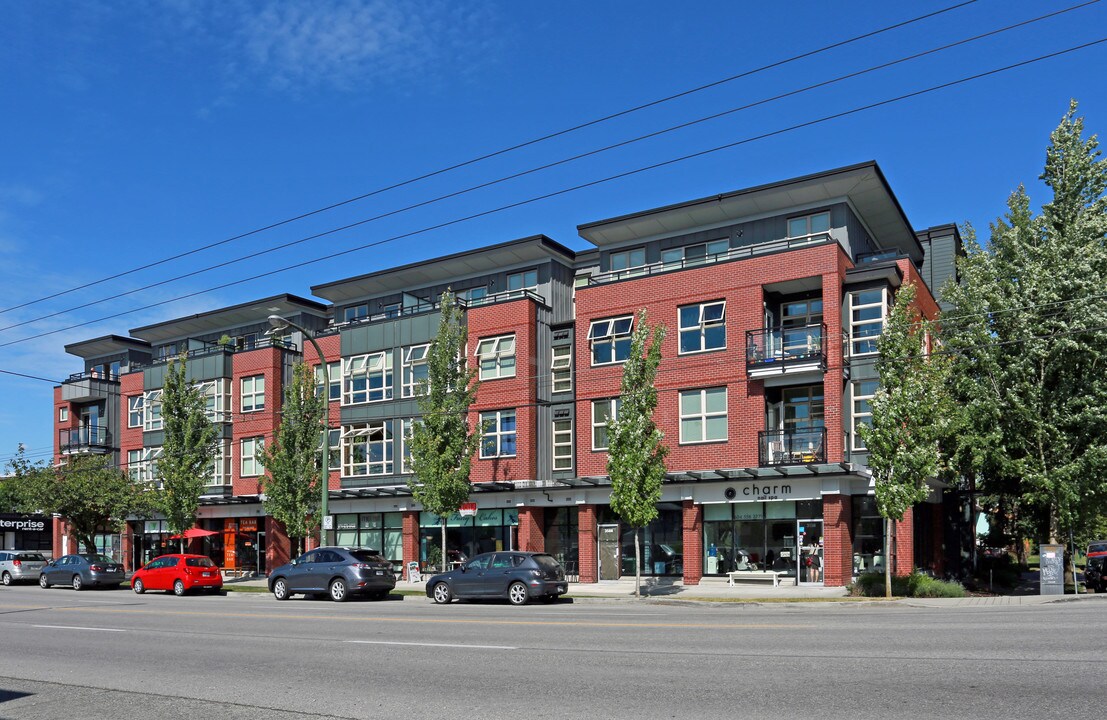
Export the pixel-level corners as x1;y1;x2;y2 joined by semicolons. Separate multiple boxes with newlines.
598;524;620;580
797;519;823;584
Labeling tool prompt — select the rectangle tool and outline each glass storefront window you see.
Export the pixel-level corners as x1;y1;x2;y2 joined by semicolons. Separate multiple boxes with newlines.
702;500;819;578
418;509;517;567
598;504;684;576
543;507;579;575
852;495;885;575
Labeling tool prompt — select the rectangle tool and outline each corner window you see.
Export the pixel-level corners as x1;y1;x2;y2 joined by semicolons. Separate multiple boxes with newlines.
507;270;538;292
551;345;572;393
241;437;264;477
241;375;266;413
480;410;517;458
678;301;726;353
680;387;728;444
342;352;394;405
591;398;621;450
850;288;888;355
126;396;143;428
787;211;831;239
851;380;879;451
198;379;231;423
315;362;341;402
553;418;573;471
402;344;430;397
588;316;633;365
143;389;163;431
476;335;516;380
342;421;394;476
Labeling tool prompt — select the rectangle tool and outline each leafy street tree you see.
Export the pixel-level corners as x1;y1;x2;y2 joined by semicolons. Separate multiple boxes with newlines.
408;291;481;573
157;353;219;552
607;310;668;598
942;101;1107;582
8;447;153;554
260;361;326;559
859;282;950;598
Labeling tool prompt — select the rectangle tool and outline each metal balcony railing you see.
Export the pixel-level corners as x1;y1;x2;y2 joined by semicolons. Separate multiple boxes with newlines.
758;427;828;466
746;323;827;371
59;426;112;453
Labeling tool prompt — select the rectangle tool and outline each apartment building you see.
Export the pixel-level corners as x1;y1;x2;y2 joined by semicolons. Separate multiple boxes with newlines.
51;161;966;586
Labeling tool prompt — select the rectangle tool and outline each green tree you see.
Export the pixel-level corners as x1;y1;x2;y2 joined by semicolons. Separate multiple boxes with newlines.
157;352;218;552
942;101;1107;583
408;291;481;572
859;282;950;598
1;445;33;512
260;361;326;559
607;310;668;598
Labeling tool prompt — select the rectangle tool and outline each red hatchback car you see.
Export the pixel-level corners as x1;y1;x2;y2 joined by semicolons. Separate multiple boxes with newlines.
131;554;223;596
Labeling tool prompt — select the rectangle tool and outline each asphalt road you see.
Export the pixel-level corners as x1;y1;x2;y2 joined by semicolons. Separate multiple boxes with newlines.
0;584;1103;720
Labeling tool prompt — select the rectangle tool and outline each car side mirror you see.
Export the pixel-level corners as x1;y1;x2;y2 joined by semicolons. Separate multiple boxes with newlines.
47;561;54;567
460;565;467;573
290;559;299;566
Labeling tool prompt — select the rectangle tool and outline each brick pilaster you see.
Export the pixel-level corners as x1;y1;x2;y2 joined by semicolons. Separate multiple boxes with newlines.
893;507;914;577
682;500;703;585
822;494;852;587
267;516;291;568
402;511;419;580
517;507;545;552
578;505;597;583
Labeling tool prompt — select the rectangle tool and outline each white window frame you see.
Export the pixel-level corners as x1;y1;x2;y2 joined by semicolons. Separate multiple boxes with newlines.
143;389;163;431
240;375;266;413
476;335;516;380
126;395;143;428
198;379;231;423
591;398;621;451
59;406;69;422
401;344;431;397
132;446;163;486
850;288;888;356
400;418;417;474
324;428;341;472
787;211;831;240
343;304;368;323
209;439;231;487
315;362;341;402
479;410;517;459
851;380;880;451
679;387;728;444
588;316;633;366
678;300;726;354
553;418;573;471
551;345;572;393
342;352;394;405
241;436;264;477
126;449;141;483
507;269;538;292
342;421;394;476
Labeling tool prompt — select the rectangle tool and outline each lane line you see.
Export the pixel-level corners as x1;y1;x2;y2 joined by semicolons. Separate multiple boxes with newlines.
345;640;516;650
32;624;126;632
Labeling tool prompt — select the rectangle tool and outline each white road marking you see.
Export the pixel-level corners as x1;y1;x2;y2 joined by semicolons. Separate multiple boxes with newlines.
33;625;126;632
346;640;515;650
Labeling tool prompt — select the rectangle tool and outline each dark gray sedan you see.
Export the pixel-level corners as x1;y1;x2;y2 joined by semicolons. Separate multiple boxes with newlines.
268;546;395;602
425;551;567;605
39;554;125;590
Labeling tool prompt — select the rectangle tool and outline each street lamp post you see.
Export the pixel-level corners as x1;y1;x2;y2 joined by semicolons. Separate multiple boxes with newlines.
267;315;329;547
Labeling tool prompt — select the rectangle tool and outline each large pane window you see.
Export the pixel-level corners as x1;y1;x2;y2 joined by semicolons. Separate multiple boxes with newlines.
787;211;831;239
240;375;265;413
591;398;621;450
401;344;430;397
342;421;394;476
852;495;885;575
480;410;517;458
679;387;728;443
588;316;633;365
662;238;729;266
507;269;537;291
679;301;726;353
343;352;393;405
850;288;887;355
609;248;646;273
476;335;516;380
343;304;368;323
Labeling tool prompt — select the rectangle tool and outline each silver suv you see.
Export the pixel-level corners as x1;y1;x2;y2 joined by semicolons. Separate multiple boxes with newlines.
0;550;50;585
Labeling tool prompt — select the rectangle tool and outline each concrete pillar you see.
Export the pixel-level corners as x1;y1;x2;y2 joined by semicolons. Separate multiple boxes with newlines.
682;500;703;585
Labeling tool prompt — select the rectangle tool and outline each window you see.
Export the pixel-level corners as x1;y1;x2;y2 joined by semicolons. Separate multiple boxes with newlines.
551;345;572;393
787;211;831;239
343;304;368;323
127;450;141;483
402;344;430;397
679;301;726;353
480;410;517;458
661;239;729;266
241;375;266;413
131;447;163;486
851;380;879;451
198;379;231;422
315;362;341;402
507;269;538;292
342;352;393;404
591;398;621;450
241;437;264;477
143;389;163;431
400;418;416;473
460;286;487;302
609;248;646;273
850;288;887;355
381;302;401;318
680;387;728;443
126;396;143;428
210;439;231;486
325;428;341;471
553;418;573;471
476;335;516;380
588;316;633;365
342;421;394;476
59;407;69;422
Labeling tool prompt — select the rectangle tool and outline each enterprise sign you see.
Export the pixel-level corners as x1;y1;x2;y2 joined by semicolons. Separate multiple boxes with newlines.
0;514;48;532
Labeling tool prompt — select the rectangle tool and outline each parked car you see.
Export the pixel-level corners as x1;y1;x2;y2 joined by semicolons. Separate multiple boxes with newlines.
268;547;395;602
1;550;49;585
131;554;223;596
1085;556;1107;593
425;551;567;605
39;553;125;590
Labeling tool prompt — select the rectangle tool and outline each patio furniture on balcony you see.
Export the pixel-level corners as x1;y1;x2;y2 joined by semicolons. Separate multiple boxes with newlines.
758;427;827;466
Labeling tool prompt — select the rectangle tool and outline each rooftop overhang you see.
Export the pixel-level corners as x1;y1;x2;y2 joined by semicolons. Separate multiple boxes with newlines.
577;161;922;263
129;294;330;345
64;334;151;359
311;235;577;304
844;260;904;287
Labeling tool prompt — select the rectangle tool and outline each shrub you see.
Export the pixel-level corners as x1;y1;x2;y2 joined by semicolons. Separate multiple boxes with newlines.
849;571;965;598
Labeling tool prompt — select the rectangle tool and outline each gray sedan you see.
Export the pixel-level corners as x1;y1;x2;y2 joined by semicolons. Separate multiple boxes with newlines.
39;554;125;590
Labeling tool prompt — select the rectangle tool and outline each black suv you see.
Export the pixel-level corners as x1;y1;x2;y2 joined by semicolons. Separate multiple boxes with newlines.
268;547;395;602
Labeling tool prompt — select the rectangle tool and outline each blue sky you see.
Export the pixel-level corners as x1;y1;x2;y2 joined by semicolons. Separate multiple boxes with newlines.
1;0;1105;467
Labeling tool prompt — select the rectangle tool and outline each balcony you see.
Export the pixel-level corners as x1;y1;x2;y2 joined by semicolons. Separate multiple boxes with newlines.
59;426;112;454
61;371;118;403
758;427;827;466
746;323;827;378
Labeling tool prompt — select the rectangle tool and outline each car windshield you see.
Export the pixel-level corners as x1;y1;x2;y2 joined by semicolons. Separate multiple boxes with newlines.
348;550;385;563
79;554;113;563
185;557;216;567
532;554;562;572
18;553;47;562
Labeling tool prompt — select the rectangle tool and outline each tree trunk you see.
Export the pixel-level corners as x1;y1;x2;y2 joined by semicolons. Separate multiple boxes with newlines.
80;533;97;555
885;517;892;599
440;521;448;573
634;529;641;598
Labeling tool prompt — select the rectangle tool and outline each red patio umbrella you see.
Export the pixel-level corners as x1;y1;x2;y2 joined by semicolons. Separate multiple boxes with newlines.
168;527;219;540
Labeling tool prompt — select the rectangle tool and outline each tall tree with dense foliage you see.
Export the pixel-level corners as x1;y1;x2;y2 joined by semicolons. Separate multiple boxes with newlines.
157;352;219;552
942;101;1107;580
607;310;668;598
859;282;950;598
260;361;326;559
408;291;481;572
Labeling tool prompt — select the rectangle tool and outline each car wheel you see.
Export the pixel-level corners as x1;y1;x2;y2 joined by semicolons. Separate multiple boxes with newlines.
507;581;529;606
133;579;145;594
173;579;186;597
432;582;452;604
2;572;11;586
272;578;290;601
39;574;49;589
329;578;348;602
72;574;84;591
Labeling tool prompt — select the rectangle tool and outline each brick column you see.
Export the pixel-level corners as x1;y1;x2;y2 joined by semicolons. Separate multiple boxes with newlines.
822;494;852;587
893;507;914;577
402;511;419;580
517;508;545;552
121;524;134;572
578;505;597;583
267;516;291;568
682;500;703;585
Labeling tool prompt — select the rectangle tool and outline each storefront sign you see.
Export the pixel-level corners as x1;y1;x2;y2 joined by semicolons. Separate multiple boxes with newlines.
0;515;46;532
239;518;258;532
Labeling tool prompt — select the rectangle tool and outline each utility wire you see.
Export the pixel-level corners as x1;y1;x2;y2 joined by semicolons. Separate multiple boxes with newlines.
1;36;1104;351
0;0;983;318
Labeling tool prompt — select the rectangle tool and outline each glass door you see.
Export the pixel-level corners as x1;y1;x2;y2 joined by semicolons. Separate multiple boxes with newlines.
797;519;823;584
